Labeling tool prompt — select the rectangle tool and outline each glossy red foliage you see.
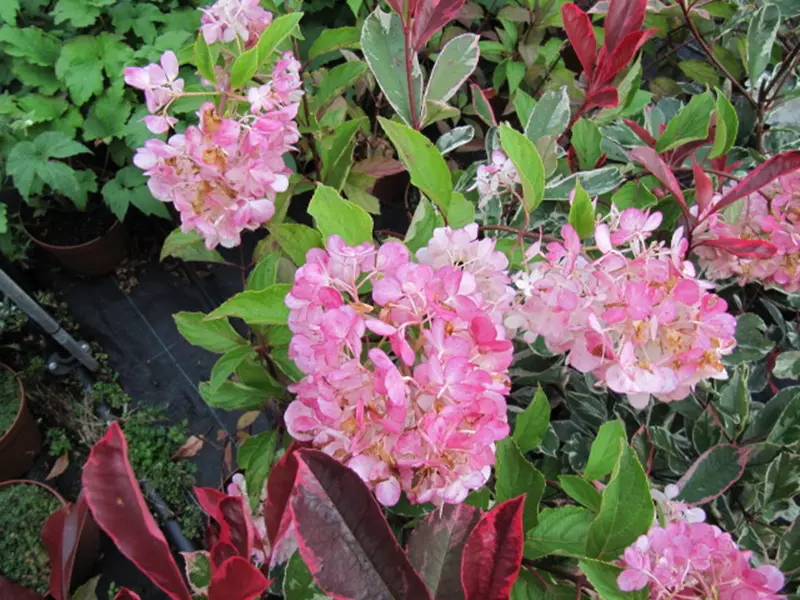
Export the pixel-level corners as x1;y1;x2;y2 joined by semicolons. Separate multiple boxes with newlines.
562;3;597;78
711;151;800;214
629;146;689;218
291;449;432;600
42;492;91;600
583;86;619;112
407;504;481;599
219;495;255;558
624;118;657;147
693;159;714;214
604;0;647;53
265;441;302;547
210;540;239;569
699;238;779;259
82;423;192;600
596;29;657;86
412;0;466;50
207;556;270;600
0;576;41;600
460;496;525;600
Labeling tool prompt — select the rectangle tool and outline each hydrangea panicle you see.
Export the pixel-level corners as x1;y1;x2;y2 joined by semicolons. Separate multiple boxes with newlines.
284;228;515;506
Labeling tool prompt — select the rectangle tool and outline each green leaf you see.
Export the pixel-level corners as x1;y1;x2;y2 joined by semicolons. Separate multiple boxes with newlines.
34;131;89;159
230;46;259;89
676;444;748;505
586;444;654;560
654;92;715;153
160;229;226;263
747;4;781;86
472;84;496;126
425;33;480;105
768;396;800;446
55;36;104;105
512;570;575;600
498;124;544;212
0;0;19;24
611;180;657;210
379;117;452;214
314;62;368;115
183;552;211;596
0;26;60;66
524;505;595;560
51;0;100;27
583;420;627;482
446;192;475;229
283;552;329;599
174;312;246;353
238;430;278;510
579;559;648;600
256;12;304;66
247;252;280;291
744;387;799;442
572;119;603;171
199;380;269;411
206;284;292;325
568;180;595;239
495;438;546;531
210;345;255;391
362;8;423;127
513;385;550;453
726;313;775;365
270;345;304;382
194;34;216;84
718;368;750;435
17;94;69;123
764;452;800;505
110;3;165;45
308;26;361;61
320;117;366;191
678;59;720;87
270;223;324;265
101;177;131;222
559;475;602;512
774;351;800;379
513;90;536;130
436;126;475;156
6;136;89;205
307;184;373;245
404;197;437;253
524;86;570;143
82;88;132;141
709;89;739;159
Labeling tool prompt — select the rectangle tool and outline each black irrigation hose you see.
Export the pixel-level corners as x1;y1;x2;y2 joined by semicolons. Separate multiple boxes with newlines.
73;366;196;554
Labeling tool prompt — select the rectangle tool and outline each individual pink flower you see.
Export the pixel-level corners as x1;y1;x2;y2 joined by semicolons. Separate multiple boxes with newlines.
474;150;520;208
284;229;515;507
618;521;785;599
124;51;184;132
201;0;272;45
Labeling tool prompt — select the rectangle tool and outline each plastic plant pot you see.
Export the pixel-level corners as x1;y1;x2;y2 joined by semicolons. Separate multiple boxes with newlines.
0;364;41;482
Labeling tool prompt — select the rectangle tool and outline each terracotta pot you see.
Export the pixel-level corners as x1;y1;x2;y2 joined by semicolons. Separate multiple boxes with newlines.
0;365;41;482
0;479;101;590
22;217;129;277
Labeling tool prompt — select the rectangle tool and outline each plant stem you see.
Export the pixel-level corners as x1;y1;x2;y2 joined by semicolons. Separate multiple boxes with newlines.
403;16;420;130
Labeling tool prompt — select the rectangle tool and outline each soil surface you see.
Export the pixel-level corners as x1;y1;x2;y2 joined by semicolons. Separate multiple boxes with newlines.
21;201;116;247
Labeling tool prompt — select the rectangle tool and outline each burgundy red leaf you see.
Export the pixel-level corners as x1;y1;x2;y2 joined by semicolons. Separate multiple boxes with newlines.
595;29;657;86
562;3;597;78
42;491;91;600
407;503;481;600
412;0;467;50
460;496;525;600
265;441;302;547
114;590;142;600
711;150;800;214
207;556;270;600
210;541;239;569
82;423;191;600
629;146;689;219
624;118;657;147
693;159;714;215
290;449;432;599
604;0;648;53
582;86;619;113
698;238;778;259
0;576;40;600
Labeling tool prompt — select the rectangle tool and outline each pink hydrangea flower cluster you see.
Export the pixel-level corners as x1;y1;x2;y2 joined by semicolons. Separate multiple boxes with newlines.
284;225;515;506
123;51;184;134
474;150;520;208
130;53;302;248
618;521;786;599
694;172;800;292
505;207;737;408
200;0;272;45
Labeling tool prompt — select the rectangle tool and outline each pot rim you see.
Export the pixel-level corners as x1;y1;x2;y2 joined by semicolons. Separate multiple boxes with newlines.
19;209;123;252
0;363;28;446
0;477;68;507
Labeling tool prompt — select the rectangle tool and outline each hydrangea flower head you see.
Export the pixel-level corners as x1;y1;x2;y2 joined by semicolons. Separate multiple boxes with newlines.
618;521;786;599
284;228;514;506
201;0;272;45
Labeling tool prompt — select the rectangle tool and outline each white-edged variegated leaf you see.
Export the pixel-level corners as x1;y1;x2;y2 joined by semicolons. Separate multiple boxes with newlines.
425;33;479;105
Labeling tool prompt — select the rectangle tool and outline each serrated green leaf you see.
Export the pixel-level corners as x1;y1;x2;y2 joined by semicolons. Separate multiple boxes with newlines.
246;252;280;291
160;229;226;263
174;311;247;353
55;36;104;105
513;385;550;453
210;345;254;391
206;284;292;325
238;430;278;510
524;505;595;560
308;26;361;61
256;12;303;66
559;475;602;512
51;0;100;27
83;88;132;141
307;184;373;245
0;26;60;66
0;0;19;24
199;380;269;411
568;180;595;239
193;34;216;84
583;421;626;482
270;222;324;265
579;559;648;600
35;131;90;159
495;437;546;531
230;46;259;89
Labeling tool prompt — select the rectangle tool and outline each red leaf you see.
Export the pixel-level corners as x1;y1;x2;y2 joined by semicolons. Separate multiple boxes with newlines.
698;238;778;259
219;495;256;558
412;0;467;50
43;492;91;600
604;0;647;53
595;29;657;86
460;496;525;600
265;442;302;547
114;590;142;600
207;557;270;600
352;157;407;178
407;504;481;599
82;423;191;600
711;150;800;214
210;541;239;569
562;4;597;79
0;576;40;600
582;86;619;113
386;0;405;16
629;146;689;219
291;449;431;599
471;84;497;126
693;159;714;215
624;118;656;147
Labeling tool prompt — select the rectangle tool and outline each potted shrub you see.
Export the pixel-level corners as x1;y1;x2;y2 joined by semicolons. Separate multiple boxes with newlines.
0;364;41;481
